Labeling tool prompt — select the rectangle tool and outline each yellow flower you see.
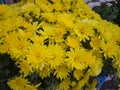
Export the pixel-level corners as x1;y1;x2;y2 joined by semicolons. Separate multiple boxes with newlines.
90;36;104;50
57;13;74;28
54;25;67;43
41;12;57;22
0;38;9;54
77;74;90;89
54;64;70;80
88;59;103;76
7;76;38;90
40;22;56;39
5;32;30;59
17;60;32;77
47;44;65;69
101;41;119;58
30;35;45;44
21;3;40;16
52;1;64;11
22;21;40;37
66;47;88;70
73;69;83;80
35;0;53;12
66;35;80;48
26;43;48;70
74;20;94;41
85;51;96;67
37;65;52;79
58;78;71;90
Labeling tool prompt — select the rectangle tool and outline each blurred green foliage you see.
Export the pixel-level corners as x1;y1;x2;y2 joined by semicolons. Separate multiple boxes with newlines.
93;4;119;22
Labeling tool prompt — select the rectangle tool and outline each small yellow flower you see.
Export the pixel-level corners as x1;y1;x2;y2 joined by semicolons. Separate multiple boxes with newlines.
58;78;71;90
54;64;70;80
90;36;104;50
66;35;80;48
7;76;38;90
66;47;88;70
73;69;83;80
17;60;32;77
101;41;119;58
57;13;74;28
37;65;52;79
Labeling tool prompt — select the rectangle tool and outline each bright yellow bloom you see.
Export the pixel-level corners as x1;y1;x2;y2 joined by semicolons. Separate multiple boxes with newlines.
41;12;57;22
66;35;80;48
35;0;53;12
57;13;74;28
40;22;56;39
20;3;40;16
101;41;119;58
85;51;96;67
88;59;103;76
90;36;104;50
26;43;48;70
5;32;30;59
17;60;32;77
66;47;88;70
74;20;94;41
54;25;67;43
47;44;65;69
52;1;64;11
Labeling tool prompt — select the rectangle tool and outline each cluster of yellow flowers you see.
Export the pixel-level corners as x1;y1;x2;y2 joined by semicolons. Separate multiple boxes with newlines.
0;0;120;90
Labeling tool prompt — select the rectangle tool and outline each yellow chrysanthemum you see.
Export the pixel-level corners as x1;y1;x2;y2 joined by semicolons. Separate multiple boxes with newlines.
41;12;57;22
88;59;103;76
74;20;94;41
66;35;80;48
40;22;56;39
35;0;53;12
37;65;52;79
57;13;75;28
66;47;88;70
47;44;65;69
90;36;104;50
85;51;96;67
73;69;83;80
58;78;71;90
26;43;48;70
17;60;32;77
101;41;119;58
54;64;70;80
77;74;90;89
7;76;39;90
5;32;30;59
20;3;40;16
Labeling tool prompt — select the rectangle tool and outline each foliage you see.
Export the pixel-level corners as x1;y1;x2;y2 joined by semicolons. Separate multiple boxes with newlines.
0;0;120;90
93;2;119;23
